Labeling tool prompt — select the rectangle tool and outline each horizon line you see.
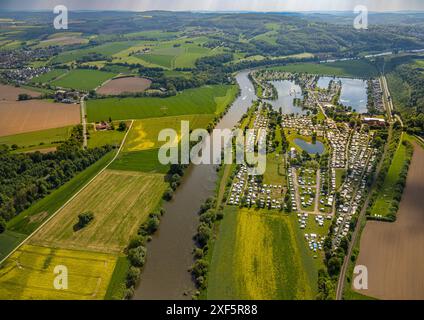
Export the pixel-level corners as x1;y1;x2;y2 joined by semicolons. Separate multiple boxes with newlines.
1;9;424;14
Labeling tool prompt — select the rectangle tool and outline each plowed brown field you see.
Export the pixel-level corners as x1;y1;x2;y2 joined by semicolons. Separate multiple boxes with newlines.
0;100;80;136
0;84;40;101
96;77;151;95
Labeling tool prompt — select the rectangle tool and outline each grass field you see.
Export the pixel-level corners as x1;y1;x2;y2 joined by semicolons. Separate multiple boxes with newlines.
86;85;236;122
370;135;410;218
207;207;317;300
87;127;126;148
109;149;170;174
263;152;286;186
29;69;69;84
335;168;346;190
0;230;27;262
30;169;167;253
51;69;116;91
0;245;117;300
104;256;130;300
270;60;379;78
0;126;72;151
51;41;139;64
136;39;224;69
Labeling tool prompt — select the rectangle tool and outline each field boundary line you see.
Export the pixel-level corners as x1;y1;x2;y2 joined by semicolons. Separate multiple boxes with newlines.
0;120;134;266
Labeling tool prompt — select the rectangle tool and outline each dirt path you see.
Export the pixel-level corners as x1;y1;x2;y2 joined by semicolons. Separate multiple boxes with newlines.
353;142;424;299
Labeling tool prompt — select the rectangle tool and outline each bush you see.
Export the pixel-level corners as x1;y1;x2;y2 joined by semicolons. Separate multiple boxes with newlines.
128;246;147;267
126;266;141;287
145;215;160;234
74;211;94;230
118;121;127;132
163;188;173;201
196;223;212;247
191;259;208;278
127;235;145;250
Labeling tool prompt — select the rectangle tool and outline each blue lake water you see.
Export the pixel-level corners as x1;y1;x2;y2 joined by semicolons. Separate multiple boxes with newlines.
317;77;368;113
294;138;325;155
266;80;307;115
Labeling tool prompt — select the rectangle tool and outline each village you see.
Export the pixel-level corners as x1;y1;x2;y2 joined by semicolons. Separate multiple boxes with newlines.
226;70;383;255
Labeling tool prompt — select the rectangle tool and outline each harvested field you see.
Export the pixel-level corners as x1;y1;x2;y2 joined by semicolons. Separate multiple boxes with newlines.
30;169;167;253
0;100;80;137
0;244;117;300
355;143;424;299
0;84;40;101
96;77;152;95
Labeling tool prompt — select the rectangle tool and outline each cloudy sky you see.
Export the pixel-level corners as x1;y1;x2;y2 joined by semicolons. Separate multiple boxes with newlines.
0;0;423;12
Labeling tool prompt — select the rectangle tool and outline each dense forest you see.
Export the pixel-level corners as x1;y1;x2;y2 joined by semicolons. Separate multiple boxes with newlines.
0;126;113;229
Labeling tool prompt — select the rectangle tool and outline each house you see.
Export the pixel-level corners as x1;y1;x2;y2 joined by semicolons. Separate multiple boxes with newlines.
96;121;112;131
363;117;386;127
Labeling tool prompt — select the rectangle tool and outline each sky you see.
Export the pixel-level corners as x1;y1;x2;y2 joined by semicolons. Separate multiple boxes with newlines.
1;0;424;12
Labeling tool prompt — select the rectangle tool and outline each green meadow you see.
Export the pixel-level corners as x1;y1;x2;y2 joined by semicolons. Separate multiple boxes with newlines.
86;85;236;122
51;69;117;91
51;41;139;64
29;69;69;84
0;126;73;151
270;59;379;78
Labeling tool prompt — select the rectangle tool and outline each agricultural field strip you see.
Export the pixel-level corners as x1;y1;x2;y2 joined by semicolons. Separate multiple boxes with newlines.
0;120;134;266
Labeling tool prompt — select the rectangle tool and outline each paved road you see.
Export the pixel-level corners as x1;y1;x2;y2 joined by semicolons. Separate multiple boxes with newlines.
380;76;394;123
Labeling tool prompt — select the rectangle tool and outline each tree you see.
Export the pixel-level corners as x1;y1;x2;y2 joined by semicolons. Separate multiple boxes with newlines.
126;266;140;287
118;121;127;132
163;188;173;201
327;256;342;276
0;217;6;234
18;93;31;101
128;246;147;267
75;211;94;230
146;215;160;234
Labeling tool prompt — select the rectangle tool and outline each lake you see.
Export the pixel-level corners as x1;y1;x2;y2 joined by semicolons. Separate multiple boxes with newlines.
317;76;368;113
266;80;307;115
294;138;325;155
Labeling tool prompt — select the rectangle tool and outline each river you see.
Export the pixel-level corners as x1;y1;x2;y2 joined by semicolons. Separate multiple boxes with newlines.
133;70;257;300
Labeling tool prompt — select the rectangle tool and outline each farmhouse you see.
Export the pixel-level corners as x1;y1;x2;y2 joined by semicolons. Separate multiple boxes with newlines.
96;121;112;131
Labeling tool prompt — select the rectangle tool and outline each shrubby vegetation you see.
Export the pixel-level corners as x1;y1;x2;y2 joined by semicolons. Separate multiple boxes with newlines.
191;197;222;295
